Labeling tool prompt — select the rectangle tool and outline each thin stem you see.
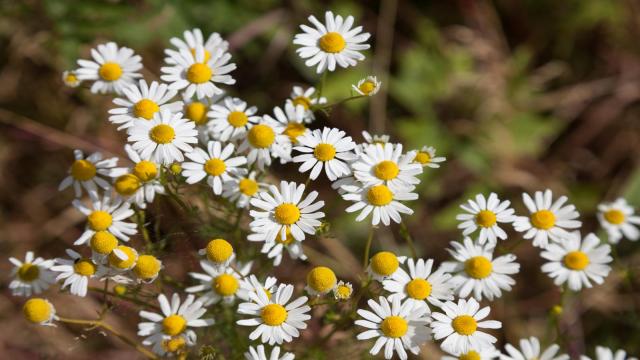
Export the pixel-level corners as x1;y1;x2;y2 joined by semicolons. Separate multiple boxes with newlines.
399;220;417;258
318;95;365;110
232;207;244;242
136;208;152;252
317;71;328;99
363;225;375;269
88;286;161;311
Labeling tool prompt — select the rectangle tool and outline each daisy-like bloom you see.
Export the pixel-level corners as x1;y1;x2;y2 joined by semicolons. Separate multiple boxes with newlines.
161;44;236;99
182;141;247;195
413;146;446;168
165;28;229;64
367;251;405;281
198;238;235;269
186;260;252;305
222;171;266;208
62;70;81;88
430;298;502;354
23;298;57;326
383;258;455;311
51;249;103;297
293;11;371;74
245;345;294;360
456;193;516;245
9;252;56;297
289;85;327;122
501;337;568;360
352;75;381;96
132;254;163;283
443;237;520;301
207;97;260;142
127;109;198;165
355;296;431;360
305;266;337;296
75;42;142;94
255;227;309;266
342;183;418;226
293;127;356;180
351;143;422;191
248;181;325;243
72;194;137;246
138;293;215;356
442;346;501;360
268;102;309;145
237;118;289;170
114;145;165;209
333;280;354;301
581;347;639;360
513;189;582;248
362;130;391;145
540;232;612;291
182;94;222;143
107;245;139;271
237;283;311;345
58;149;127;199
239;274;279;303
109;80;183;130
597;198;640;243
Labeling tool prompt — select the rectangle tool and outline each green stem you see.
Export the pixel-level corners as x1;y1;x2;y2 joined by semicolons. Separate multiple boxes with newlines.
88;286;160;311
136;208;152;252
363;226;375;269
399;221;417;258
317;71;328;99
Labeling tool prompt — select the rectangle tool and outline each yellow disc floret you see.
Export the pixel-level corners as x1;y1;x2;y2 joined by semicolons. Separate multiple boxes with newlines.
283;122;306;143
292;96;311;110
227;111;249;128
248;124;276;148
114;174;141;196
71;159;97;181
163;336;187;353
18;263;40;282
23;298;52;323
99;62;123;81
133;160;158;181
405;278;432;300
239;178;258;196
133;255;161;280
563;251;590;270
452;315;478;335
108;246;137;269
380;316;408;338
90;231;118;255
459;351;481;360
149;124;175;144
87;210;113;231
359;81;376;95
475;210;497;228
531;210;556;230
162;314;187;336
261;303;287;326
335;284;352;299
318;32;346;53
276;228;296;246
464;256;493;279
74;258;97;276
204;158;226;176
414;151;431;165
133;99;160;120
186;63;212;84
114;284;127;296
313;143;336;161
274;203;301;225
214;274;239;296
306;266;337;293
374;161;399;180
205;239;233;263
370;251;399;276
185;101;208;126
367;185;394;206
604;209;625;225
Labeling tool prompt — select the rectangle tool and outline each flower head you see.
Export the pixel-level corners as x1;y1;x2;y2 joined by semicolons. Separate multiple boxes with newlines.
9;252;55;297
456;193;516;245
353;76;381;96
75;42;143;94
59;149;126;199
597;198;640;243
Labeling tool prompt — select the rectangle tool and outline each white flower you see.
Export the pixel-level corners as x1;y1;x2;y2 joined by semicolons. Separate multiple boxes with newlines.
182;141;247;195
127;109;198;165
442;346;501;360
597;198;640;243
108;80;182;130
58;149;127;199
430;298;502;354
293;127;356;181
342;183;418;226
383;258;455;311
165;28;229;63
501;337;568;360
239;274;279;303
456;193;516;245
351;143;422;191
245;345;294;360
355;296;431;360
442;237;520;301
23;298;57;326
513;189;582;248
581;347;638;360
362;130;391;145
266;102;309;150
237;283;311;345
207;97;260;142
75;42;142;94
138;293;215;356
413;146;446;168
183;94;223;144
161;44;235;99
62;70;81;88
113;145;165;209
222;171;267;208
540;232;612;291
367;251;406;281
293;11;370;73
198;238;235;270
305;266;337;296
289;86;327;121
255;229;308;266
51;249;104;297
72;194;137;246
9;252;55;297
352;75;381;96
237;118;290;171
333;280;353;300
186;260;252;306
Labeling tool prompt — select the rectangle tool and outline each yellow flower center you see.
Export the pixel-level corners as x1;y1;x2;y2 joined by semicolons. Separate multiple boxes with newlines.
414;152;431;164
71;159;97;181
149;124;175;144
359;81;376;95
65;73;78;85
23;298;51;323
190;47;212;62
531;210;556;230
460;351;481;360
318;32;346;53
314;143;337;161
261;304;288;326
274;203;301;225
133;255;161;279
239;178;258;196
185;101;208;125
370;251;399;276
306;266;337;293
214;274;239;296
283;122;306;143
204;158;226;176
133;99;160;120
475;210;497;228
74;259;97;276
335;285;352;299
133;160;158;181
87;210;113;231
18;263;40;282
464;256;493;279
170;162;182;174
114;284;127;296
380;316;408;338
205;239;233;263
276;227;296;246
90;231;118;255
405;278;432;300
563;251;590;270
108;246;137;269
604;209;625;225
367;185;394;206
114;174;141;196
98;62;123;81
374;160;399;180
186;63;212;84
162;314;187;336
248;124;276;148
292;96;311;110
162;336;187;353
452;315;477;335
227;111;249;128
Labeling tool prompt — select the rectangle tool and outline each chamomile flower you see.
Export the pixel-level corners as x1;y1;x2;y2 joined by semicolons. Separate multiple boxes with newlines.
581;347;639;360
186;260;252;305
239;274;279;302
51;249;103;297
293;11;371;73
107;245;139;271
352;76;381;96
342;183;418;226
456;193;516;245
362;130;391;145
513;189;582;248
442;346;501;360
430;298;502;354
255;227;309;266
540;232;612;291
72;194;137;246
182;94;222;143
501;337;569;360
237;283;311;345
383;258;455;311
267;102;309;146
199;238;235;269
9;252;55;297
597;198;640;243
293;127;356;180
23;298;57;326
305;266;337;296
245;345;294;360
127;109;198;165
207;97;260;142
132;254;163;283
138;293;215;356
59;149;127;199
351;143;423;191
289;85;327;121
367;251;405;281
222;172;266;208
113;145;165;209
333;280;354;300
443;237;520;301
62;70;81;87
413;146;446;168
355;296;431;360
238;118;289;170
75;42;142;94
182;141;247;195
166;28;229;63
161;44;236;99
109;80;182;130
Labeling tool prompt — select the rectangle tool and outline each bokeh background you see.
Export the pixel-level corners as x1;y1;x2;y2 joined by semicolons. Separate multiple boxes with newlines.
1;0;639;358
